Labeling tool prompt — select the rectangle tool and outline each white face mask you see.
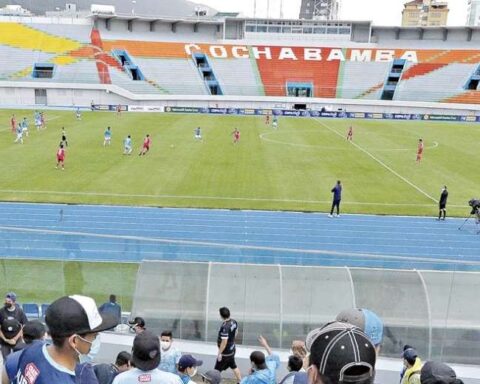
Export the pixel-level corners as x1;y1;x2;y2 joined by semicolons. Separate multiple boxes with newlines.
160;341;171;350
188;367;198;377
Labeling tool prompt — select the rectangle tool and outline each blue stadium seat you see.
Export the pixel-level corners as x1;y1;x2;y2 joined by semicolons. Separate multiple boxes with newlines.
22;303;40;319
40;304;50;319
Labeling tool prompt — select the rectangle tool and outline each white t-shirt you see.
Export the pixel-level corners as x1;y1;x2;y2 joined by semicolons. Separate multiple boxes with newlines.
113;368;182;384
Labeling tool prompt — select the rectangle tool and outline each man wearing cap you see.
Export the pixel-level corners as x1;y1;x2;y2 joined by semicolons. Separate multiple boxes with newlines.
305;321;376;384
420;361;464;384
178;354;203;384
0;319;22;358
241;336;280;384
8;294;117;384
335;308;384;354
112;331;182;384
201;370;222;384
0;292;27;356
401;346;422;384
3;321;46;383
128;316;146;334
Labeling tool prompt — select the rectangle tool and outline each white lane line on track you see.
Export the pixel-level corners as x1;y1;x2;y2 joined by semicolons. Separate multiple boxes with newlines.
0;225;477;265
315;119;438;203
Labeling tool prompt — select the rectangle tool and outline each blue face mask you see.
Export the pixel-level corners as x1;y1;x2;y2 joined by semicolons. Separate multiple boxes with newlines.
75;335;101;364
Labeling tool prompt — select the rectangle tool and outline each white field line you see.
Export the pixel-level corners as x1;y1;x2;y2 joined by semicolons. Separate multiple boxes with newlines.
0;188;454;207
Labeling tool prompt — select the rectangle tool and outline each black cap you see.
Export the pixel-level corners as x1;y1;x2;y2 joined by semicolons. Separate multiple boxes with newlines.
178;354;203;371
1;319;21;339
128;316;146;328
306;322;376;384
46;295;118;337
201;370;222;384
421;361;462;384
131;331;161;371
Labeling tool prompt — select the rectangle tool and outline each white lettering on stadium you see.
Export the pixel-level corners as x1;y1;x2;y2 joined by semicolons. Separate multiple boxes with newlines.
184;44;419;63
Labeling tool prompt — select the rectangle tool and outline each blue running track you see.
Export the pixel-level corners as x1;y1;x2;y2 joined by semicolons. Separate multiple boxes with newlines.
0;202;479;271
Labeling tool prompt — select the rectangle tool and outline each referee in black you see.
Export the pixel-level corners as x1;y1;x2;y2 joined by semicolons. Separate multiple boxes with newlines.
438;186;448;220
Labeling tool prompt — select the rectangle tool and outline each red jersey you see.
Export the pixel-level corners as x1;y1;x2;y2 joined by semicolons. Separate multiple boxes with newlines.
11;117;16;128
234;131;240;139
144;137;151;146
417;142;424;154
57;148;65;160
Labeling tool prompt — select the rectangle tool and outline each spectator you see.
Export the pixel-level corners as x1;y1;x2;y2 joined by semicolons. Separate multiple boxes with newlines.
112;331;182;384
7;294;117;384
279;355;308;384
0;319;22;358
335;308;384;354
240;335;280;384
328;181;342;218
178;354;203;384
305;321;376;384
290;340;308;370
215;307;241;382
98;295;122;324
420;361;463;384
3;321;46;382
0;292;27;355
158;330;181;373
128;316;146;334
401;346;422;384
200;370;222;384
94;351;132;384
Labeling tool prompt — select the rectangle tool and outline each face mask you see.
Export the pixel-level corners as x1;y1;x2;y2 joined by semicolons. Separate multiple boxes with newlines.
189;367;198;377
160;341;171;350
74;335;99;364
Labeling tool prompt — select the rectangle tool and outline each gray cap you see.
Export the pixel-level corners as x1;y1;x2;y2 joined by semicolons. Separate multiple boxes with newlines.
201;370;222;384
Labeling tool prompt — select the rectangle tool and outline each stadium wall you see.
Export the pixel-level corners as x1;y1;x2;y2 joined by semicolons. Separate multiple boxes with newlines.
0;82;478;116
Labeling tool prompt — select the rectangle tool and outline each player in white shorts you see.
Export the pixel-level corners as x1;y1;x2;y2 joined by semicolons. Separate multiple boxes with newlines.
124;135;132;155
21;117;29;137
14;125;23;144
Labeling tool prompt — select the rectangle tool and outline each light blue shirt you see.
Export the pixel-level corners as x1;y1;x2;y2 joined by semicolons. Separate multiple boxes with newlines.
124;137;132;147
241;355;280;384
158;346;181;374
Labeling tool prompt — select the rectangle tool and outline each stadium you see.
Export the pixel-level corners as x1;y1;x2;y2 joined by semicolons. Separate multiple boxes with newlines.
0;0;480;383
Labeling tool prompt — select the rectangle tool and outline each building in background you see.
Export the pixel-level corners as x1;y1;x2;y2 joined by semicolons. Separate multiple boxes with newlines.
299;0;339;20
401;0;449;26
467;0;480;26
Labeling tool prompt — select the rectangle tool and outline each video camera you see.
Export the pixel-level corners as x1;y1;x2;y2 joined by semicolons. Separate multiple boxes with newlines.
468;199;480;215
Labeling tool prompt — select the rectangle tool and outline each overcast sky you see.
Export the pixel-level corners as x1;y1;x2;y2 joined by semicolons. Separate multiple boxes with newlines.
192;0;467;26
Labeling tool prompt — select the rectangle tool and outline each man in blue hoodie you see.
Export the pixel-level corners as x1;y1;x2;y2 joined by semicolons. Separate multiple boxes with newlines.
329;180;343;218
241;336;280;384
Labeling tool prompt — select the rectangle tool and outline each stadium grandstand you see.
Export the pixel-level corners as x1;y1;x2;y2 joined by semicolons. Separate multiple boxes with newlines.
1;1;480;384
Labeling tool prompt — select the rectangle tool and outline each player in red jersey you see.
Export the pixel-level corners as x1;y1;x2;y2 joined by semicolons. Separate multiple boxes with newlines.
139;134;151;155
265;114;270;125
117;104;122;115
232;129;240;144
10;114;16;133
346;126;353;141
40;112;46;129
416;138;424;162
56;144;66;170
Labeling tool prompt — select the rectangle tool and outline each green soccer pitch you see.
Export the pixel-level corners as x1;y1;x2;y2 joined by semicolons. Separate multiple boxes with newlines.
2;109;479;217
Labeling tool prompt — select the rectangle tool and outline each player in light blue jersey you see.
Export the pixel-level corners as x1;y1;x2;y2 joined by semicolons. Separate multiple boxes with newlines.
103;126;112;147
194;127;202;140
14;124;23;144
34;111;42;131
123;135;132;155
76;107;81;120
21;117;29;137
272;115;278;129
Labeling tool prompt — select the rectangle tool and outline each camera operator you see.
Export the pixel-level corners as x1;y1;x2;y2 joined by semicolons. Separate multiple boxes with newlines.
468;199;480;223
